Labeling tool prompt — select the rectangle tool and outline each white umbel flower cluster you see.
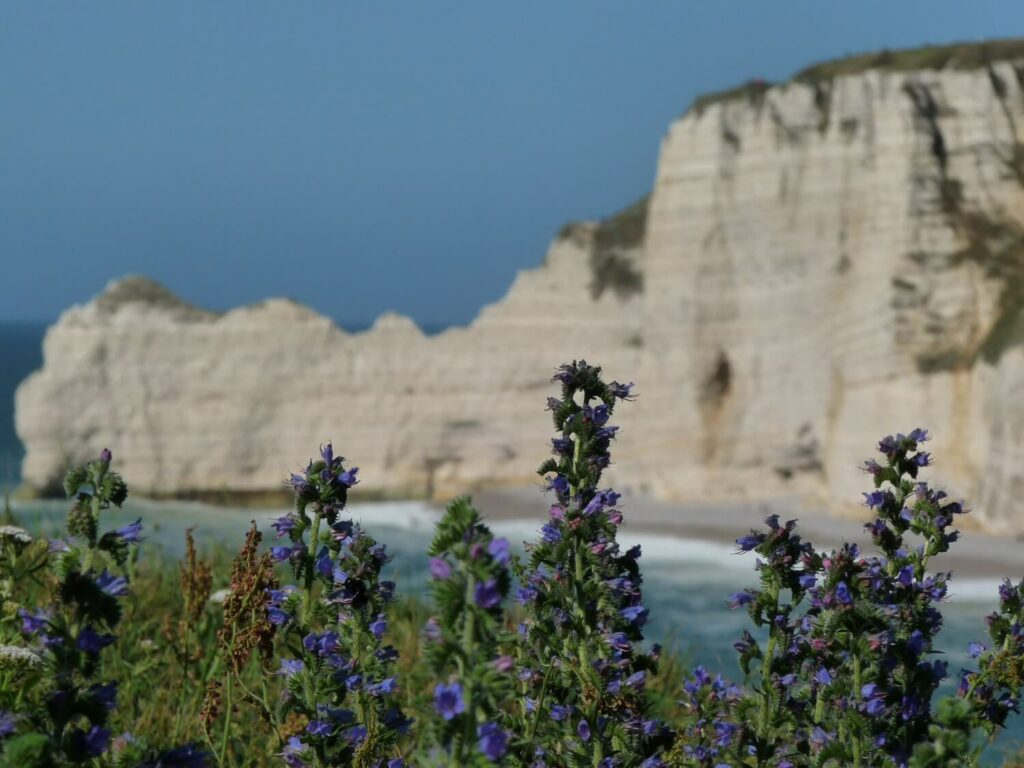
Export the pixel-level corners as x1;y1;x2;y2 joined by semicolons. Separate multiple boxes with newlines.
0;644;43;672
0;526;32;546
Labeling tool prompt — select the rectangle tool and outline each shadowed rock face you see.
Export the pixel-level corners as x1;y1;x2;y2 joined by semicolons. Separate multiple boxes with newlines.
16;43;1024;533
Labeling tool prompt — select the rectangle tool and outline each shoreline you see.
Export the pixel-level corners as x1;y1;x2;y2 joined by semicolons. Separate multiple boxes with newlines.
12;483;1022;584
465;487;1024;583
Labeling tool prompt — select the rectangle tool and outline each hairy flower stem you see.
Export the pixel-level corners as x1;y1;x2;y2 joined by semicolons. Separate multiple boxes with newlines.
852;654;863;768
302;508;323;628
574;544;591;671
453;571;478;768
760;582;781;738
219;626;237;765
527;665;553;742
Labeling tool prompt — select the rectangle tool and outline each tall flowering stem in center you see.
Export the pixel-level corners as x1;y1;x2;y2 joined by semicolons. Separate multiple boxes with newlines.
515;361;669;767
423;498;512;765
267;445;409;768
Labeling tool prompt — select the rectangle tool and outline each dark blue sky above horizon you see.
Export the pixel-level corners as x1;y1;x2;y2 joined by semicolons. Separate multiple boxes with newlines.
3;3;1024;328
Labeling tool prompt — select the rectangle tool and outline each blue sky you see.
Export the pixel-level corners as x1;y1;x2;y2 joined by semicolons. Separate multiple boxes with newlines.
3;3;1023;328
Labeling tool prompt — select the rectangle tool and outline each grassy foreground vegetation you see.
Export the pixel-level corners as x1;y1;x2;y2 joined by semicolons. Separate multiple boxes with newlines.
2;361;1024;766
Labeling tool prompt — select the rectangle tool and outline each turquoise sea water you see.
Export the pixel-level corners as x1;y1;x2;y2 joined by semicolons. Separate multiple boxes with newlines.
2;323;1021;761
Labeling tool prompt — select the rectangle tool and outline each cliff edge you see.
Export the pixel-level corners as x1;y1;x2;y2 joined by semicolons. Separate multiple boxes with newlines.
16;39;1024;533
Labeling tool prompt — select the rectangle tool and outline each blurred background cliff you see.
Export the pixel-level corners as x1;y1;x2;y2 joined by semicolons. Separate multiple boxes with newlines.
5;3;1024;534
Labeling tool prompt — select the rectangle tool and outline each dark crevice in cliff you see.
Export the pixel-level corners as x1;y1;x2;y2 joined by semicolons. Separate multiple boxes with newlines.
940;178;1024;366
812;80;832;134
903;82;948;171
698;350;733;462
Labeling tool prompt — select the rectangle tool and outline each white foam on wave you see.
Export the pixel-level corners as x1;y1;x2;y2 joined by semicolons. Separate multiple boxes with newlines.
487;519;752;572
335;501;442;532
945;578;1002;604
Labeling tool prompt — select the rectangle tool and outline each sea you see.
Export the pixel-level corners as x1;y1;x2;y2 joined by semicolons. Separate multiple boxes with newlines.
1;322;1021;761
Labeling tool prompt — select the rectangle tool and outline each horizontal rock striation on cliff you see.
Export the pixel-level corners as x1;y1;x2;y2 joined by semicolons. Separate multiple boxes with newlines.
16;40;1024;533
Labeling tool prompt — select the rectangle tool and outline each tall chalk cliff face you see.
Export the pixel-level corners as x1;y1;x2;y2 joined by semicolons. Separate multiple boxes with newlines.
16;45;1024;532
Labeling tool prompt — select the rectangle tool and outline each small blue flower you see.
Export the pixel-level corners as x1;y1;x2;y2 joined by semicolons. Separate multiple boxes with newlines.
306;720;332;737
96;570;129;598
835;581;853;605
550;704;573;721
0;711;17;738
474;579;502;609
114;518;144;544
735;533;763;552
270;545;293;563
540;523;562;543
515;586;539;604
548;475;570;495
898;565;915;587
337;468;359;487
270;515;296;539
488;537;510;565
619;604;648;626
77;626;115;655
434;682;465;720
728;591;755;609
281;736;308;768
577;719;591;742
18;608;50;635
429;557;452;579
477;722;509;761
366;677;396;697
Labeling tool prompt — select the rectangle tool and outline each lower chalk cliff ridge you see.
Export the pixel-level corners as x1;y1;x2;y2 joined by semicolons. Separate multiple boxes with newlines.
16;40;1024;534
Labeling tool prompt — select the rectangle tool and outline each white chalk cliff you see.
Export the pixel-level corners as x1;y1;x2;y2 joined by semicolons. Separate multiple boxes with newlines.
16;41;1024;533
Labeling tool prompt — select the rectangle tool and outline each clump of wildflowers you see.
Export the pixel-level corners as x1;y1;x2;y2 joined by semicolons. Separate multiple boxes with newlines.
422;497;512;764
0;450;207;765
940;577;1024;763
267;445;408;768
725;430;980;767
514;361;669;766
666;666;744;767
